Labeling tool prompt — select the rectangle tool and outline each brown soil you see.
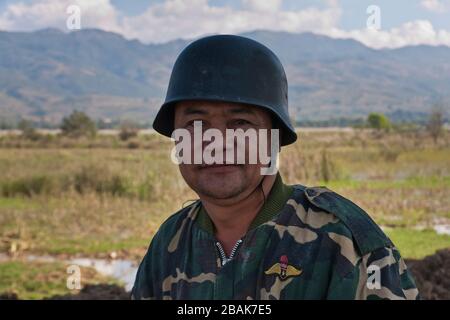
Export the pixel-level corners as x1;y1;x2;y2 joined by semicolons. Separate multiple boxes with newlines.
47;284;130;300
405;248;450;300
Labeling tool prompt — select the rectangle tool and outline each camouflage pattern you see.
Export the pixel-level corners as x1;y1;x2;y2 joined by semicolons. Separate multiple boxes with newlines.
131;184;419;300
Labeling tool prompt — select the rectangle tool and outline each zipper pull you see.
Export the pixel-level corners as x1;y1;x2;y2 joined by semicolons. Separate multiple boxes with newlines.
215;239;243;266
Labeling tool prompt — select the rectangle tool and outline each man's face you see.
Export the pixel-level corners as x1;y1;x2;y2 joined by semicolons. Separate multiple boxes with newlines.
173;100;274;203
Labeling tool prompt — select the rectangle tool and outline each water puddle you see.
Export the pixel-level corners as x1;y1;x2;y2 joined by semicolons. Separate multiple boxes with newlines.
0;253;138;291
433;224;450;236
70;257;138;291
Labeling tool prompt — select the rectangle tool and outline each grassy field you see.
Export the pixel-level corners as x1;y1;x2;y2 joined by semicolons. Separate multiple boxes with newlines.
0;128;449;298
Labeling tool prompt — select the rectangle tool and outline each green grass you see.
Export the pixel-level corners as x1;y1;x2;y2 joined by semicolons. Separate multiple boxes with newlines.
0;260;119;299
0;130;448;265
385;228;450;259
0;197;39;210
40;236;150;256
0;193;177;259
323;176;450;190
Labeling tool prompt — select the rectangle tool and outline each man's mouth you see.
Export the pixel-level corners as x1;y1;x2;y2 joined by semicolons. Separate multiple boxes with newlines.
198;164;242;172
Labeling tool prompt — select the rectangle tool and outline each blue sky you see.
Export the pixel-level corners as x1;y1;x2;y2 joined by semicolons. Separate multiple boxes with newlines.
106;0;450;30
0;0;449;48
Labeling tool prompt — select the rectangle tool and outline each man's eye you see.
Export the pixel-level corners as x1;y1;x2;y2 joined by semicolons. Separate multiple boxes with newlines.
234;119;252;126
185;120;203;127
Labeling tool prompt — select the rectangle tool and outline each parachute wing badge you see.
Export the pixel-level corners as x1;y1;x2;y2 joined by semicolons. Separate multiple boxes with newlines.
265;255;302;280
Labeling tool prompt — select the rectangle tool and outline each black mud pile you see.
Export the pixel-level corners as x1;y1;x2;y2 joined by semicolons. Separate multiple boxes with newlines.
405;248;450;300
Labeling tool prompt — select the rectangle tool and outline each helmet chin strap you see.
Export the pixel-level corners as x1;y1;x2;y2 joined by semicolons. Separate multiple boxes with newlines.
259;177;267;207
257;160;273;207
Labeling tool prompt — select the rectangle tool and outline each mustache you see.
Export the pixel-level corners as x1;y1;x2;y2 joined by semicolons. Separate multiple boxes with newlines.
197;163;244;169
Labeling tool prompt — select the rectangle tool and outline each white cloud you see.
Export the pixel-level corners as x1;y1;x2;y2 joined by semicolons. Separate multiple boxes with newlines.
330;20;450;49
420;0;450;13
0;0;121;32
119;0;341;43
0;0;449;49
242;0;282;12
0;0;341;41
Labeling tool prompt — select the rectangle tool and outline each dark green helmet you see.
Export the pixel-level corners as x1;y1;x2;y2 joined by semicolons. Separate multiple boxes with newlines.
152;34;297;146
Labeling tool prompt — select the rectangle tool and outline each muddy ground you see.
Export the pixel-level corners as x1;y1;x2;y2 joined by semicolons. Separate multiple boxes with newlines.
1;248;449;300
405;248;450;300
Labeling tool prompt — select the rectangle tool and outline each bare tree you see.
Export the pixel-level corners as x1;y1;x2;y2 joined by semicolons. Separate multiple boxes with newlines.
18;119;40;140
427;106;444;144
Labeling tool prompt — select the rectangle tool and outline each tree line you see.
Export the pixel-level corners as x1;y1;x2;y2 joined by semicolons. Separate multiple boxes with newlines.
8;107;448;144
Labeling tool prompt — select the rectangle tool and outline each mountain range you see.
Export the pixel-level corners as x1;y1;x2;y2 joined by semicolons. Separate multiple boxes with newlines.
1;28;449;125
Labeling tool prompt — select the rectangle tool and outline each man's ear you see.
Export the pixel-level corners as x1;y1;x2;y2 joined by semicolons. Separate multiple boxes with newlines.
272;117;282;152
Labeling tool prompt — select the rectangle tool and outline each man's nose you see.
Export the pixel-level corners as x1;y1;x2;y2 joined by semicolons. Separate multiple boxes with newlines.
201;124;228;148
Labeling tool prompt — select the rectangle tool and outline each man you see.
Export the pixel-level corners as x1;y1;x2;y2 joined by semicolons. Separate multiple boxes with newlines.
131;35;419;300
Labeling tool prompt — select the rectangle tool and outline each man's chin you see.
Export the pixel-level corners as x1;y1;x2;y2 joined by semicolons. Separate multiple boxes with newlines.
198;187;245;200
195;173;247;200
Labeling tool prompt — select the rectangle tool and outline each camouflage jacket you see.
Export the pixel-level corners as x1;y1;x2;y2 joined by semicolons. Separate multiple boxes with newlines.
131;175;419;300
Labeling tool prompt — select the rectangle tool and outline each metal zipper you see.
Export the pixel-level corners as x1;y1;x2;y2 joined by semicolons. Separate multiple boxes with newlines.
215;239;243;266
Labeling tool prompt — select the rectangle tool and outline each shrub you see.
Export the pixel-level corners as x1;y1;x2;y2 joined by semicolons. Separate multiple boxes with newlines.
18;120;41;141
1;176;53;197
119;121;139;141
73;165;129;196
379;146;401;162
60;111;97;138
137;172;157;201
367;113;391;131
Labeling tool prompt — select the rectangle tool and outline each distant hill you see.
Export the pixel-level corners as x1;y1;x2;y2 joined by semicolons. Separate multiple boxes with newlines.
0;28;449;125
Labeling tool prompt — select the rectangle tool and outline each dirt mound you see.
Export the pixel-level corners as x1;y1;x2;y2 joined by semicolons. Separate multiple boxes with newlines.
0;284;129;300
405;248;450;300
47;284;130;300
0;292;19;300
